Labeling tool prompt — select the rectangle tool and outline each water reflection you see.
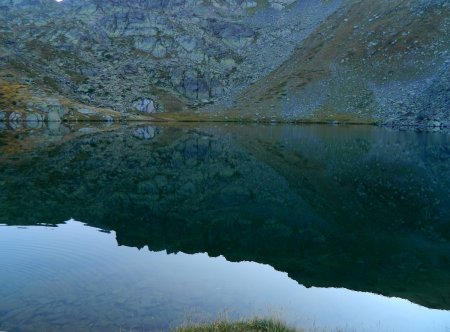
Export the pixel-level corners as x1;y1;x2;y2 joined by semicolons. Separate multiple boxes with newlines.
1;220;449;332
0;123;449;330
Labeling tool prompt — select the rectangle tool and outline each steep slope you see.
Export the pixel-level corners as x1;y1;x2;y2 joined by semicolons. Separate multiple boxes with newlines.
0;0;340;114
0;0;448;126
234;0;450;127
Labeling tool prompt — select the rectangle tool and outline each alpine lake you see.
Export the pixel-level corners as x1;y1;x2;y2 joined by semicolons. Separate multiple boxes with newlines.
0;122;449;332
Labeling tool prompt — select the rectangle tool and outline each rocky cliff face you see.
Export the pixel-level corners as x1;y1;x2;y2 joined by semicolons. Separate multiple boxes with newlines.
0;0;448;126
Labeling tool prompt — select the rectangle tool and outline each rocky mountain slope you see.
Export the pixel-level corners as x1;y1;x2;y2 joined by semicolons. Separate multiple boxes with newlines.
0;0;449;126
233;0;450;127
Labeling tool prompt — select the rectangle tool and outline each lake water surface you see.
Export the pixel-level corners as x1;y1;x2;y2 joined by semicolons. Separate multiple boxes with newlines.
0;123;449;332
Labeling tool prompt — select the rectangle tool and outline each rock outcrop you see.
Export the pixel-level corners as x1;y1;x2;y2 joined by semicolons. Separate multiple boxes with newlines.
0;0;448;126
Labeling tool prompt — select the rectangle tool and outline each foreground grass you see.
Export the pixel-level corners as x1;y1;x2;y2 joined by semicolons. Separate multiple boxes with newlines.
174;318;299;332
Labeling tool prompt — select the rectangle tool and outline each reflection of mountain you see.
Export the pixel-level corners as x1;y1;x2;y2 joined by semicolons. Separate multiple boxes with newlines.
0;124;449;310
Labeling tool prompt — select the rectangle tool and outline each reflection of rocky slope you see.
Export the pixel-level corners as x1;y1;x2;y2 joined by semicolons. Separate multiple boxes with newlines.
0;0;448;126
0;124;449;309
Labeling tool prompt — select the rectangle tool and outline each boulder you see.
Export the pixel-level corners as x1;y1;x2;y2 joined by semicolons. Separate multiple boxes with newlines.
78;108;97;115
132;99;157;113
47;110;61;122
26;113;43;122
9;112;21;122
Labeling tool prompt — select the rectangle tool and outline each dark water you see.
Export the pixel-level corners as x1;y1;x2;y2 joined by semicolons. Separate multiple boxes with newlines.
0;123;449;332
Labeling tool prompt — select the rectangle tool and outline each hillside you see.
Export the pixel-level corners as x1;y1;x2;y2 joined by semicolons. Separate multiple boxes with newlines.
0;0;448;127
233;0;450;128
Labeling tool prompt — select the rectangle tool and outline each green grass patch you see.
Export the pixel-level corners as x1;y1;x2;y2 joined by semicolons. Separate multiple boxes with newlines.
174;318;299;332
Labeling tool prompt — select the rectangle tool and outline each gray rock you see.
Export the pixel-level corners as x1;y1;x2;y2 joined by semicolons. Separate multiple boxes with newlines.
427;120;441;128
78;108;97;115
9;112;21;122
26;113;43;122
177;36;197;52
134;36;157;52
47;110;61;122
132;99;157;113
152;42;167;58
242;1;258;9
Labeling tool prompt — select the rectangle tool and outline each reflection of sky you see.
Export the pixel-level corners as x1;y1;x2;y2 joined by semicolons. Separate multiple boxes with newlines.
1;220;449;332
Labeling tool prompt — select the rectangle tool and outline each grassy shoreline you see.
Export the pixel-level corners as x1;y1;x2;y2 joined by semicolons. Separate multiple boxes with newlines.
174;318;299;332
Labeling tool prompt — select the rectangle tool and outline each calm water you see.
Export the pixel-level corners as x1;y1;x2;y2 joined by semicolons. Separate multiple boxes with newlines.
0;123;449;332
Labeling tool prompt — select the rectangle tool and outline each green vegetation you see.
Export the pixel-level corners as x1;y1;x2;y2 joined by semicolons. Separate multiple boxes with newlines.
174;318;298;332
173;317;356;332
